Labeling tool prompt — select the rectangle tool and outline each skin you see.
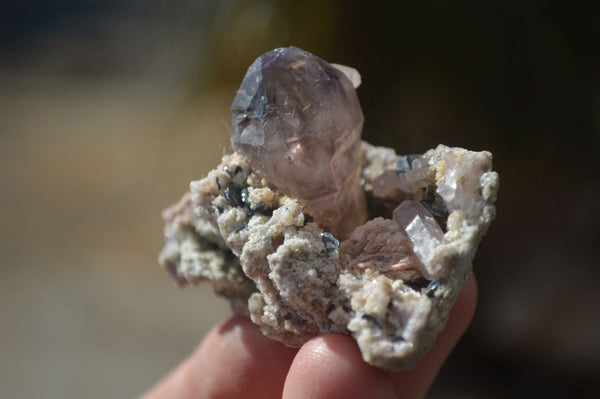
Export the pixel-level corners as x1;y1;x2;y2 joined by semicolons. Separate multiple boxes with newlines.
142;274;477;399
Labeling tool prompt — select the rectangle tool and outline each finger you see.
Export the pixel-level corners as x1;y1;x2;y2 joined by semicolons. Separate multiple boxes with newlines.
282;334;398;399
141;314;298;399
388;273;478;398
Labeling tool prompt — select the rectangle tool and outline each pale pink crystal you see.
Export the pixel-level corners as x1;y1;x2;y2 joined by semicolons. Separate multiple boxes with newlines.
393;200;445;279
231;47;367;238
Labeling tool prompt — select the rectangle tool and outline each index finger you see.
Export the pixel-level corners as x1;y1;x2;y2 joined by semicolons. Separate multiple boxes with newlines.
140;315;298;399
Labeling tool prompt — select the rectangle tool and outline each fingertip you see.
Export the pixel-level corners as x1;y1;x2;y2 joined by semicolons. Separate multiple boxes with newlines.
283;334;397;399
441;273;478;348
452;273;478;327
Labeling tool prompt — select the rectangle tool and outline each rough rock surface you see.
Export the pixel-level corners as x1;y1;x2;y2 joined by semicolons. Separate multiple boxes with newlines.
159;142;499;370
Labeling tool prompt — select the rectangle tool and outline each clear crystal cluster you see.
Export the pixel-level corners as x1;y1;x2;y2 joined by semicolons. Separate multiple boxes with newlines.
159;47;499;371
231;47;367;238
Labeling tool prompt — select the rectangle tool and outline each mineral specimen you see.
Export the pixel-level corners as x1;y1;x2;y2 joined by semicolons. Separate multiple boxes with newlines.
159;47;499;371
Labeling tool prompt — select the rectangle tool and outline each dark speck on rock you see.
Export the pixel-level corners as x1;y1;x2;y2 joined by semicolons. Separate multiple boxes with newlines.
321;232;339;255
396;156;411;173
224;183;245;208
424;278;445;298
362;313;383;329
406;277;430;290
223;165;243;178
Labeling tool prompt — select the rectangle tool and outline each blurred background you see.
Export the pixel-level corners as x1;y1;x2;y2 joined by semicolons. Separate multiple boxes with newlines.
1;1;598;398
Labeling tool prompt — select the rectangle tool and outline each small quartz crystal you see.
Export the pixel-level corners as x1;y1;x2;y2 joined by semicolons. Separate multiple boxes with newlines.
393;200;445;279
231;46;367;238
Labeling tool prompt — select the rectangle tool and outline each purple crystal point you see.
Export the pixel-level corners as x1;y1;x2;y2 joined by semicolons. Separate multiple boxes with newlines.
231;47;367;238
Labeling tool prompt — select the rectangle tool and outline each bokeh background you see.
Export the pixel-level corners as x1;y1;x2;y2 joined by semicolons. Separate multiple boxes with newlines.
1;1;599;398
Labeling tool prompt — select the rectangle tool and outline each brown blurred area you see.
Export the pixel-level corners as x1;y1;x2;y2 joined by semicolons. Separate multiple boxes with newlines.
1;1;599;398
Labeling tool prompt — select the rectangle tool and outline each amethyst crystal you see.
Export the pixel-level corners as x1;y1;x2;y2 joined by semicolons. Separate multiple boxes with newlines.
231;47;367;238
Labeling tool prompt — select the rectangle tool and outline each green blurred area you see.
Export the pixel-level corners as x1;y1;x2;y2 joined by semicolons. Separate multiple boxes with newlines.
1;1;599;398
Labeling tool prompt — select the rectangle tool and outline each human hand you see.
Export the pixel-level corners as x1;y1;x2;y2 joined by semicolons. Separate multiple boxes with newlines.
141;275;477;399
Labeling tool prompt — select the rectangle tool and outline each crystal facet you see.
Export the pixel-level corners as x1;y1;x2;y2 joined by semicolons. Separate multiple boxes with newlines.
231;46;367;238
393;200;445;279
